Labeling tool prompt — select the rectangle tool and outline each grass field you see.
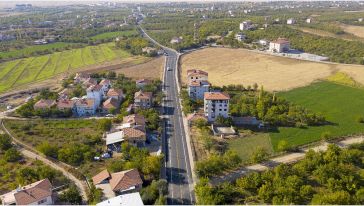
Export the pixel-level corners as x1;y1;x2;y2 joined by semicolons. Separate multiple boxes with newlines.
180;48;364;91
228;133;273;162
116;56;164;80
270;81;364;150
0;42;80;60
340;24;364;38
0;42;139;94
296;26;364;42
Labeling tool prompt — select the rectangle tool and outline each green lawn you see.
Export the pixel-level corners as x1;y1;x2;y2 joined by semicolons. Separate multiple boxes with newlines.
0;43;142;94
270;81;364;150
228;133;274;162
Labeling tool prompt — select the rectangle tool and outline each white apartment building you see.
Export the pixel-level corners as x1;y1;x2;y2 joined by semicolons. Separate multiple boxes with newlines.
87;84;103;106
204;92;230;122
287;18;296;25
239;20;253;31
268;38;290;53
235;33;246;42
188;80;210;100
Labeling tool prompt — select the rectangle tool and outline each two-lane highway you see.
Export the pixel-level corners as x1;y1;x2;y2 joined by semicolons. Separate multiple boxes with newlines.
139;26;195;204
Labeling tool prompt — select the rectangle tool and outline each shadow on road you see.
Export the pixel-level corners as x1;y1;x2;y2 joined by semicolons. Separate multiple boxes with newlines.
166;167;188;185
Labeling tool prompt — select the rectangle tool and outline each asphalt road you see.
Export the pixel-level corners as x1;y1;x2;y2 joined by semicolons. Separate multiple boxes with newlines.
139;26;195;205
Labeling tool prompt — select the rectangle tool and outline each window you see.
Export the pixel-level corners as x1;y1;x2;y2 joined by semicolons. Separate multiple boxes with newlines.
38;198;47;204
224;109;227;111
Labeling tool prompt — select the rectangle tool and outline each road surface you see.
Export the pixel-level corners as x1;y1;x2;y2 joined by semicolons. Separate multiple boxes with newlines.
139;26;195;205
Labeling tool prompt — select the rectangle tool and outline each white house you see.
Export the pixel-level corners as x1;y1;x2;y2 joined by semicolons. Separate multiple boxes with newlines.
186;69;208;84
0;179;53;205
170;37;182;44
75;98;97;116
239;20;253;31
287;18;296;25
306;18;312;23
204;92;230;122
96;193;144;206
188;80;210;100
258;39;269;46
87;84;103;106
269;38;290;53
235;33;246;42
99;79;112;96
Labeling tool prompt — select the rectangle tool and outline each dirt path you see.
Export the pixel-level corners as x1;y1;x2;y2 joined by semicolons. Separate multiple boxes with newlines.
210;136;364;185
0;120;89;202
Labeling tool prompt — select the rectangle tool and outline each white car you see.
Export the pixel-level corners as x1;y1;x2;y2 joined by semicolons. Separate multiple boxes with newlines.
167;67;172;71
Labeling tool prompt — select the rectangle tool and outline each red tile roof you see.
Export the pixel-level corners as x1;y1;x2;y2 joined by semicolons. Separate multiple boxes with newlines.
92;169;111;185
99;79;111;86
75;98;95;108
188;80;210;87
122;128;146;141
87;84;103;92
204;92;230;100
14;179;53;205
57;99;75;109
109;169;143;192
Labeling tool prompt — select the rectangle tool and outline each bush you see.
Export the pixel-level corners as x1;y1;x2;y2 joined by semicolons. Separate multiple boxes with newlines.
4;148;22;162
357;116;364;123
277;140;289;152
321;131;332;141
0;134;12;151
250;147;269;163
59;185;83;205
37;141;59;158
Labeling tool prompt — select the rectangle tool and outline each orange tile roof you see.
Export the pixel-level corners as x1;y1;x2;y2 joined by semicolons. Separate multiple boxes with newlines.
204;92;230;100
134;91;152;100
75;98;95;108
87;84;103;92
122;114;146;126
92;169;111;185
109;169;143;192
14;179;53;205
188;80;210;87
99;79;111;85
122;128;146;141
34;99;56;109
271;38;290;44
57;99;74;109
103;98;119;109
187;69;208;77
107;88;123;97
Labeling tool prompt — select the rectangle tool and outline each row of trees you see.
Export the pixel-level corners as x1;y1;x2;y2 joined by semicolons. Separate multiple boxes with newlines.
229;87;326;127
196;144;364;205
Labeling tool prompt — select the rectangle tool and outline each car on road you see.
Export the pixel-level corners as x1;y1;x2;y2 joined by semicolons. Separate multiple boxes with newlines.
164;52;169;56
167;67;172;71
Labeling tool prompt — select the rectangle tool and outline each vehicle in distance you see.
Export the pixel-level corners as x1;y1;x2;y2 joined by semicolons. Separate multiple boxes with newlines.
167;67;172;71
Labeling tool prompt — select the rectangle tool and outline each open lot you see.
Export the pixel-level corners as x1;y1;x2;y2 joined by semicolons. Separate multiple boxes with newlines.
0;43;149;94
180;48;364;91
116;56;164;80
271;81;364;150
340;24;364;38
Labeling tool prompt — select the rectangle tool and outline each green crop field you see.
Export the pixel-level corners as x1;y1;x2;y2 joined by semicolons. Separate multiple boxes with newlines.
0;42;136;94
90;30;138;41
0;42;80;60
270;81;364;150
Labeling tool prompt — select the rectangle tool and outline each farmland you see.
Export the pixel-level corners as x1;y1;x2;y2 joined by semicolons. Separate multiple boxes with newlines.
180;48;364;91
0;42;146;94
90;29;138;41
340;24;364;38
271;81;364;150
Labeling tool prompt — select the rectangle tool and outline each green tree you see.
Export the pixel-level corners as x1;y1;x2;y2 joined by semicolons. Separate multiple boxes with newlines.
250;147;269;163
311;191;353;205
59;186;83;205
4;148;22;162
277;140;289;152
98;119;112;131
0;134;12;151
37;141;58;158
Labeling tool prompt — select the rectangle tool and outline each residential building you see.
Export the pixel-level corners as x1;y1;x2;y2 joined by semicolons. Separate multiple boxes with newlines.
142;47;156;54
135;79;152;89
122;127;146;147
359;18;363;22
121;114;146;131
306;18;312;23
186;69;208;84
34;99;56;110
83;78;98;88
170;37;182;44
204;92;230;122
56;99;75;112
87;84;103;106
92;169;143;197
134;91;152;109
106;88;124;102
0;179;53;205
188;80;210;100
75;98;97;116
74;72;91;84
235;33;246;42
99;79;112;96
239;20;253;30
258;39;269;46
96;193;144;206
268;38;290;53
287;18;296;25
103;98;119;113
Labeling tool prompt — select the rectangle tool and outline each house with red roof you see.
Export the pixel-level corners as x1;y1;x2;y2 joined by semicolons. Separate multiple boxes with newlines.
134;91;152;109
34;99;56;110
269;38;290;53
0;179;54;205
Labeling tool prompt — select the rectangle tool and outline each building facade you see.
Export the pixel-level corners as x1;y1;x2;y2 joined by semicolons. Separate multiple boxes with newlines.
268;38;290;53
204;92;230;122
188;80;210;100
